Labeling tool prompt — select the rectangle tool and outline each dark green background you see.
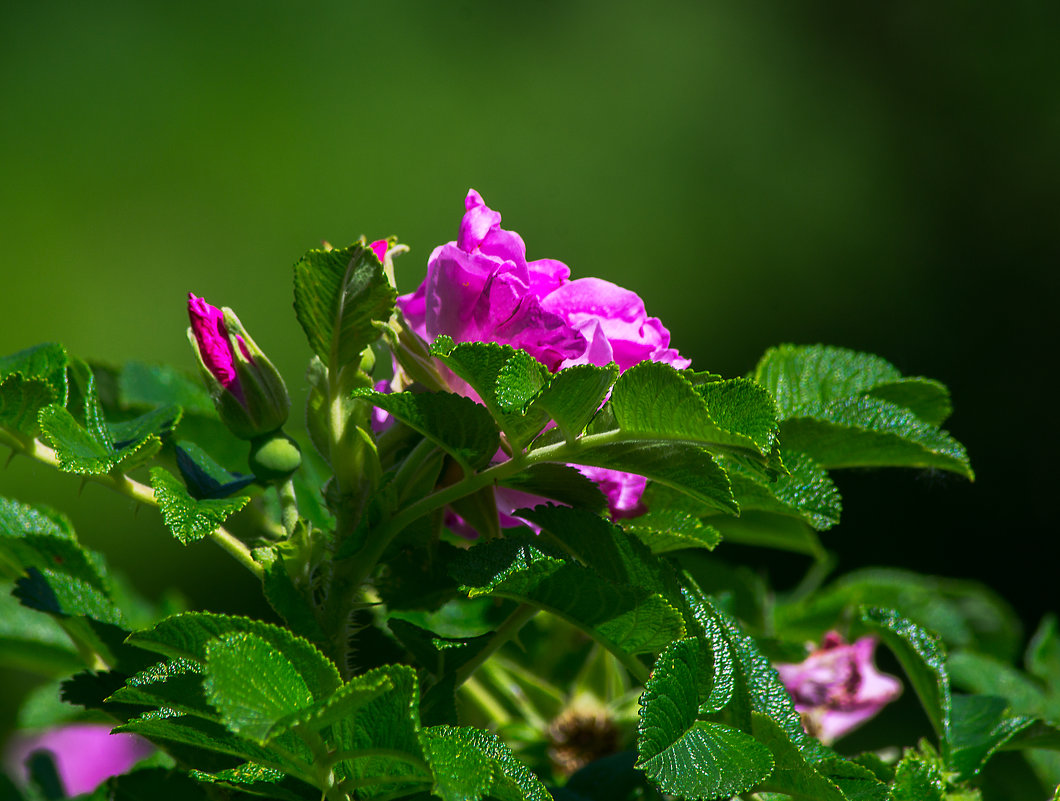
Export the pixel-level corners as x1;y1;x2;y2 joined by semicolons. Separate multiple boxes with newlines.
2;0;1056;728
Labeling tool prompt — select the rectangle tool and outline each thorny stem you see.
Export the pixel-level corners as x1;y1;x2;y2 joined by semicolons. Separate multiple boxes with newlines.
0;430;264;580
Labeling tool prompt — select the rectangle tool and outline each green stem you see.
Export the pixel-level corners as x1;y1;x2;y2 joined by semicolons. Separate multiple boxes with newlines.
278;477;299;537
453;603;538;689
459;675;512;725
1;432;263;580
325;748;429;772
296;726;345;801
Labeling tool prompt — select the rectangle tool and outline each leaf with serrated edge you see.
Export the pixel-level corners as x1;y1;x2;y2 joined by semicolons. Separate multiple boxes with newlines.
750;713;849;801
861;608;951;748
753;344;903;419
566;440;737;515
451;538;684;657
419;726;494;801
293;241;397;367
331;664;426;796
127;612;342;699
107;658;215;720
623;509;723;554
423;725;550;801
780;396;972;478
14;567;123;626
352;388;499;472
429;338;551;449
495;349;550;414
608;362;773;459
947;693;1035;780
529;362;618;441
204;631;314;743
150;467;250;545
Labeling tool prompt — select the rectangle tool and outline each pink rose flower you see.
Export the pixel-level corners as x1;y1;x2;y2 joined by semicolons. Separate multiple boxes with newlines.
775;631;903;744
396;190;688;521
3;723;154;796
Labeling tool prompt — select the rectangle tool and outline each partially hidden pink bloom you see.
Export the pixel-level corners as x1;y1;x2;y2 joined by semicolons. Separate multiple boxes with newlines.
370;239;389;263
396;190;688;522
775;631;902;744
3;723;154;796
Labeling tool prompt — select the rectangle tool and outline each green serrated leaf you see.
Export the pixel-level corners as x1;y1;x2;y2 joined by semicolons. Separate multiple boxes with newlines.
495;348;550;414
566;440;738;515
353;389;499;472
1;374;62;436
149;467;250;545
518;505;671;599
331;664;425;797
14;566;123;626
694;378;780;456
0;583;82;674
293;241;397;368
0;497;111;592
780;396;973;478
204;631;315;743
107;657;214;719
622;509;723;554
681;585;825;760
127;612;342;699
174;440;255;500
451;538;685;657
107;404;182;450
116;709;305;774
424;726;550;801
420;726;494;801
429;339;551;449
890;748;945;801
497;463;608;514
118;361;216;417
608;362;774;459
861;608;951;748
725;450;842;531
529;362;618;441
948;693;1035;780
867;378;952;426
0;344;69;436
749;714;846;800
753;344;903;419
191;762;316;801
637;718;773;801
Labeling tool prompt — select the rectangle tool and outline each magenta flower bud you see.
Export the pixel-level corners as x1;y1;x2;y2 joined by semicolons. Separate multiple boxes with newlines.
396;190;689;523
3;723;153;796
187;293;290;440
775;631;902;744
369;239;389;263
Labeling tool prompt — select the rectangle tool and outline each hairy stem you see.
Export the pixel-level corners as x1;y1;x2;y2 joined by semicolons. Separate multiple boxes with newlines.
278;477;300;537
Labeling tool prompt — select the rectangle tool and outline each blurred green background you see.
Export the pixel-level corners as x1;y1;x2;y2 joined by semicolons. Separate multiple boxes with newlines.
2;0;1057;729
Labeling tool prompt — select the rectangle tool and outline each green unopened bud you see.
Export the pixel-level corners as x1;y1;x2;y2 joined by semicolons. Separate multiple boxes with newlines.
248;431;302;483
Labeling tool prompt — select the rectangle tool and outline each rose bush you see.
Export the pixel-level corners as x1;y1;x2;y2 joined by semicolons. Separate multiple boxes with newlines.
396;189;688;519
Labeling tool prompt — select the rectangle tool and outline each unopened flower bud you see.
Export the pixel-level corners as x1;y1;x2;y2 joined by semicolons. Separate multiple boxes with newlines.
187;293;290;439
248;431;302;483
